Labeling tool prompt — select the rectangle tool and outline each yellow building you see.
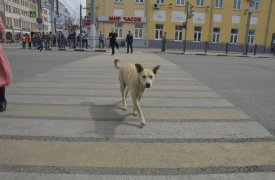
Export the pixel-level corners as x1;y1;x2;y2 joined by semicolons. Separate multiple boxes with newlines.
86;0;275;47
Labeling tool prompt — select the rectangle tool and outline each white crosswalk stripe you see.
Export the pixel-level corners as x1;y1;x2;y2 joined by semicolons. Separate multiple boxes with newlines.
1;52;274;179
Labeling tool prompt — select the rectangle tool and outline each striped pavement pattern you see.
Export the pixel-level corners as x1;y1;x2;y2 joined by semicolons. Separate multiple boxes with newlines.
1;52;275;179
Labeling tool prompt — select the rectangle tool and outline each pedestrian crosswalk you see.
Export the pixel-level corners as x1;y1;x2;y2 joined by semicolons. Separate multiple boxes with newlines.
1;52;275;179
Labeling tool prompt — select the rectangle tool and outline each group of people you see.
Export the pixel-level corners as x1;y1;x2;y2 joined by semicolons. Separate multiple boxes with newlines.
21;31;88;51
99;29;134;55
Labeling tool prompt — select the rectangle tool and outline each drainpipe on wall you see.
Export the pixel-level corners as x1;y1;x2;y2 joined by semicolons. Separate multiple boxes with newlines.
264;0;274;47
243;0;254;55
144;0;149;47
208;0;214;42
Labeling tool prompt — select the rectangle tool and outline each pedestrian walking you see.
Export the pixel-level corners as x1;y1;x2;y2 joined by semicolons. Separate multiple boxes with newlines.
161;32;167;52
98;31;104;49
82;33;88;49
32;33;38;48
126;30;133;53
36;32;44;52
22;34;26;48
0;17;12;112
28;34;32;48
108;29;118;55
71;32;76;49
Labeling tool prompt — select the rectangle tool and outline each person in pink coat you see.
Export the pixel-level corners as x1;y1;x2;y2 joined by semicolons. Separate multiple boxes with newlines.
0;17;12;112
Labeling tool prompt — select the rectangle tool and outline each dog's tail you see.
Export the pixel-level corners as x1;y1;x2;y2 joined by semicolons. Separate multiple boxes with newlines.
114;58;120;70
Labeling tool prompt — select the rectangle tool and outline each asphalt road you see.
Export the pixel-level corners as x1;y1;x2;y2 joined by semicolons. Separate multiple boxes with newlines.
161;54;275;135
1;47;275;179
4;47;275;136
4;47;96;83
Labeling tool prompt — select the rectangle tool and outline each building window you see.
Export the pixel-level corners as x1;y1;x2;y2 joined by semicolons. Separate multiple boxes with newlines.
114;9;124;16
176;0;185;6
135;24;143;39
233;0;241;9
155;24;163;40
196;0;204;6
136;0;144;3
135;9;144;17
114;0;123;3
175;26;183;41
215;0;223;8
115;22;123;39
213;28;221;43
230;29;239;44
156;0;164;4
253;0;260;11
248;30;256;45
194;26;202;42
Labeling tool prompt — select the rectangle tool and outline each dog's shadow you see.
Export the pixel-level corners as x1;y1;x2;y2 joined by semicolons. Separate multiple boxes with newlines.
81;101;140;141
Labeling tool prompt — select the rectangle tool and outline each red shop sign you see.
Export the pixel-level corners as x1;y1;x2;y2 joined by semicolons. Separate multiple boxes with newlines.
109;16;142;22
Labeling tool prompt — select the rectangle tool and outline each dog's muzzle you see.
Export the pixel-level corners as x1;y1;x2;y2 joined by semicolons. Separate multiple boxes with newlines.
145;83;151;88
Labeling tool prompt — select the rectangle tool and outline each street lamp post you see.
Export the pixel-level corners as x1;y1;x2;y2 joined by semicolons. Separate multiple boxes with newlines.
89;0;96;49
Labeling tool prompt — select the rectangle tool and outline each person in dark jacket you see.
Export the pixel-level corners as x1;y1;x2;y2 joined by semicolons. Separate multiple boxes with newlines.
126;30;133;53
161;32;167;52
36;32;44;52
108;29;118;55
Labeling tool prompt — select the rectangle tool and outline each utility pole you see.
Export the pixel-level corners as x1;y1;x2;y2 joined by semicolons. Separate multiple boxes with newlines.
36;0;43;32
55;0;59;33
183;1;194;52
243;0;254;55
89;0;96;48
80;3;82;34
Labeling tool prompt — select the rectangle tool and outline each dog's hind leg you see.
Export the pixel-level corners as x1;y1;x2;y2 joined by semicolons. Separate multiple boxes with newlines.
120;83;128;111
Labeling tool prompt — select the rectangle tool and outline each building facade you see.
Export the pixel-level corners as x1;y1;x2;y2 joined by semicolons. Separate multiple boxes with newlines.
0;0;74;43
0;0;52;42
86;0;275;48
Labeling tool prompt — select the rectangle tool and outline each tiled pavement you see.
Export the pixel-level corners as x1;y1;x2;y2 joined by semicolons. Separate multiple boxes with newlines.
0;51;275;179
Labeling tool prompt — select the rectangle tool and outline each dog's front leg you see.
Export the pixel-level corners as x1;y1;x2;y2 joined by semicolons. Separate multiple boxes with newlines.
133;94;141;116
132;94;145;126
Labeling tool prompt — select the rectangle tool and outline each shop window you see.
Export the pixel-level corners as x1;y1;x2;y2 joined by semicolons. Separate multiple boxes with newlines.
230;29;239;44
248;30;256;45
135;24;143;39
253;0;260;11
176;0;185;6
155;24;163;40
233;0;241;10
213;27;220;43
156;0;164;4
175;26;183;41
114;0;123;3
194;26;202;42
196;0;204;6
115;22;123;39
215;0;223;8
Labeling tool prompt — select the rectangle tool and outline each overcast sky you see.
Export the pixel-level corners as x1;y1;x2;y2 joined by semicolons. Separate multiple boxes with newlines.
59;0;86;17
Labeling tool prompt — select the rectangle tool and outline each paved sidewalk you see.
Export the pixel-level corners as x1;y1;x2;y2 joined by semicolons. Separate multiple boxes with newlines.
0;51;275;179
2;42;274;58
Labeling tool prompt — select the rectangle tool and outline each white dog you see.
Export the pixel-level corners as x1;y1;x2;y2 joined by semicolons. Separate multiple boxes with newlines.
114;59;160;126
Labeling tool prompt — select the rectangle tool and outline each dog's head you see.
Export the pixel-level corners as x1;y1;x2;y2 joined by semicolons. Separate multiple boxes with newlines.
135;64;160;88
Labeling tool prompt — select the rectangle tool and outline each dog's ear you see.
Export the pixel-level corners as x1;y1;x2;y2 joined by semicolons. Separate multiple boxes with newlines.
135;64;144;73
152;65;160;75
